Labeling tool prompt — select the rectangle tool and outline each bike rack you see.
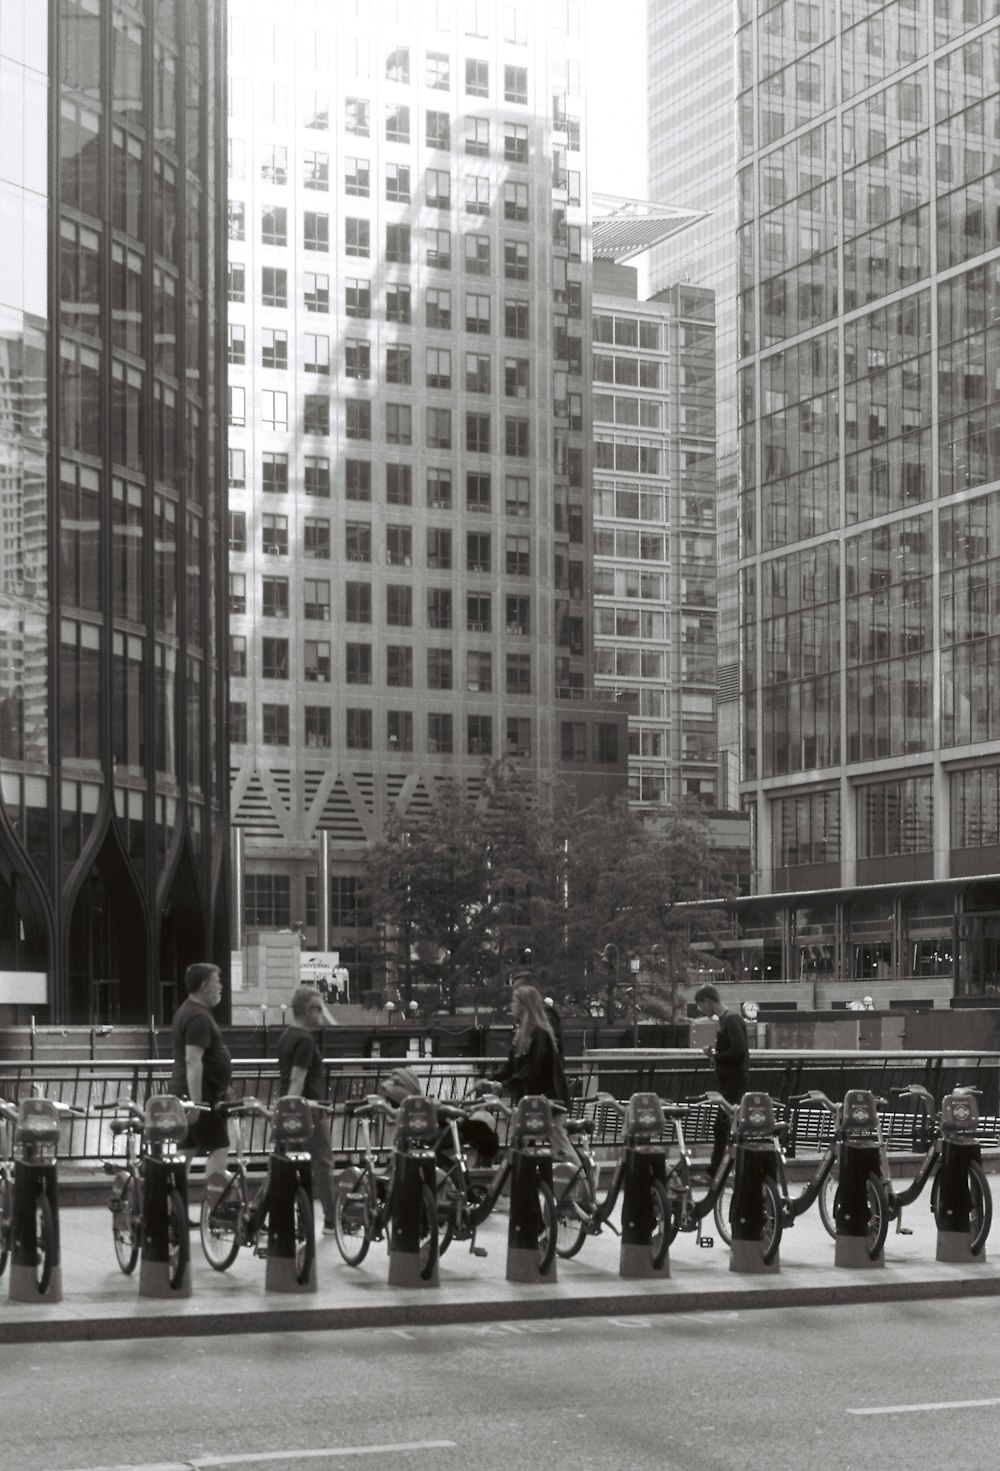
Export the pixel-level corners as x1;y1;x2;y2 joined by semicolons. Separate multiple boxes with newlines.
934;1093;989;1264
388;1095;440;1288
729;1092;781;1275
138;1095;192;1298
9;1099;63;1303
834;1089;885;1270
506;1095;557;1285
619;1092;670;1280
265;1097;318;1294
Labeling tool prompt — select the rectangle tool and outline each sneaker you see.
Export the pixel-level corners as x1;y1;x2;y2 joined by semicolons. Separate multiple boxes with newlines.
323;1219;338;1236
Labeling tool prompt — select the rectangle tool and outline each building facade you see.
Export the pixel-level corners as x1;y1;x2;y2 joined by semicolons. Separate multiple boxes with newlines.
724;0;1000;1001
0;0;229;1024
225;0;626;990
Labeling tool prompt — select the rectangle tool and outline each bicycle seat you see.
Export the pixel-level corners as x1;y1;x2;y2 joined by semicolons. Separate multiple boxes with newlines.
109;1117;141;1137
565;1117;595;1136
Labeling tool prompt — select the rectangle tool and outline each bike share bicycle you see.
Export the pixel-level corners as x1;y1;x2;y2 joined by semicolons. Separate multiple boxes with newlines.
97;1093;192;1294
0;1096;78;1301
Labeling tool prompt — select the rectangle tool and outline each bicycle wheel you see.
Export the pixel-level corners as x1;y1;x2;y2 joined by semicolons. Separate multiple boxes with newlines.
865;1171;889;1260
649;1177;671;1269
818;1166;838;1241
554;1165;590;1260
968;1159;992;1256
663;1168;685;1245
536;1180;557;1275
35;1191;55;1294
333;1170;373;1267
112;1173;141;1275
293;1184;316;1285
713;1176;734;1247
200;1174;244;1272
0;1176;11;1278
166;1187;189;1290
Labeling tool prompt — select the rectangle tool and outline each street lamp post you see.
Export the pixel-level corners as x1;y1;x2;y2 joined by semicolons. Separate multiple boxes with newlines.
629;954;640;1048
602;943;619;1026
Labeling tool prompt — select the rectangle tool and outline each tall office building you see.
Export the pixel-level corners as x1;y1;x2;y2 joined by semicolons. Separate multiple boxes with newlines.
721;2;1000;999
0;0;229;1024
226;0;626;988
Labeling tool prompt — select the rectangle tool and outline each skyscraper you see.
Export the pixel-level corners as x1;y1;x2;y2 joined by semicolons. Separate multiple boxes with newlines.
0;0;229;1024
225;0;626;991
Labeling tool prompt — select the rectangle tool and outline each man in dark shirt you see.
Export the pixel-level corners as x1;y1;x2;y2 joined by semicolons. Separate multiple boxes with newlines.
276;986;337;1230
694;983;750;1176
170;962;232;1181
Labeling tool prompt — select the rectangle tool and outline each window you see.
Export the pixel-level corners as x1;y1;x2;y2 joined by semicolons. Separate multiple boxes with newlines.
304;149;329;190
229;450;247;491
460;352;488;394
386;403;412;445
467;593;491;632
346;582;371;623
261;329;287;370
303;641;331;683
387;710;413;751
262;636;289;679
261;144;287;183
504;65;527;103
468;714;492;755
505;416;529;457
230;634;247;677
386;345;411;384
345;96;369;135
466;117;489;155
503;182;528;221
427;347;451;388
343;522;371;565
386;104;410;142
261;205;287;245
426;288;451;329
386;525;412;566
423;228;450;271
428;467;452;508
594;724;619;764
228;323;245;364
466;292;491;334
506;652;531;695
346;459;371;500
506;474;530;516
466;412;491;453
504;240;528;280
261;390;287;430
304;90;329;129
467;471;491;511
304;394;329;434
346;400;371;440
428;647;453;690
506;595;530;633
466;58;489;96
387;644;413;684
261;267;286;307
507;717;531;756
304;578;331;621
387;587;413;628
427;527;452;568
426;50;450;89
229;573;246;614
228;263;245;302
229;510;247;550
467;531;491;573
386;222;410;263
304;272;329;313
346;709;372;750
385;44;409;82
386;463;412;504
305;706;331;748
426;407;452;448
346;338;371;379
465;233;490;275
504;123;528;163
346;278;370;319
346;642;371;685
386;283;411;323
330;875;371;928
426;109;450;149
300;211;327;253
228;199;245;240
505;300;529;338
262;576;288;618
506;534;530;574
262;451;288;493
505;357;529;397
304;456;330;497
229;386;246;426
261;707;289;747
261;513;288;555
346;217;369;257
385;162;410;201
305;334;329;375
428;713;453;753
505;5;528;42
428;588;452;630
467;175;490;215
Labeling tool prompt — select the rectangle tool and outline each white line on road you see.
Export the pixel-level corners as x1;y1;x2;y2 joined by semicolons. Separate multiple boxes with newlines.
44;1441;458;1471
848;1398;1000;1416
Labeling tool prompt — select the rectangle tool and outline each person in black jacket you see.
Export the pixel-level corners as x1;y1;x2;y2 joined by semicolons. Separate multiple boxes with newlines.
493;984;571;1155
694;983;750;1176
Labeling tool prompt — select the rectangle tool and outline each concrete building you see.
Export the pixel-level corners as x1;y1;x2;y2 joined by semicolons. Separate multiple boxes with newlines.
0;0;230;1024
225;0;627;996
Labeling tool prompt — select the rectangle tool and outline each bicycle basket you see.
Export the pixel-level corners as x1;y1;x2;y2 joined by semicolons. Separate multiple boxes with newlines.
144;1094;189;1144
272;1095;314;1144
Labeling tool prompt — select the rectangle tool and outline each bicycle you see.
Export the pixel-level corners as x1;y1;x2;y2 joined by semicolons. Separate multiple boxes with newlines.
96;1094;191;1285
818;1084;992;1255
331;1095;440;1279
199;1096;322;1284
0;1096;79;1294
546;1092;674;1267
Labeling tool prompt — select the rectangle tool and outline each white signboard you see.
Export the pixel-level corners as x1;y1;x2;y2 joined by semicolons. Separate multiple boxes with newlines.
300;951;347;998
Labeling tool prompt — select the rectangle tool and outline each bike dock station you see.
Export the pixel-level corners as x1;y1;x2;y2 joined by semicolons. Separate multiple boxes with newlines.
933;1093;989;1264
728;1093;781;1276
137;1096;192;1299
387;1095;440;1289
506;1096;557;1285
617;1093;671;1280
833;1090;886;1269
264;1098;318;1294
6;1099;64;1304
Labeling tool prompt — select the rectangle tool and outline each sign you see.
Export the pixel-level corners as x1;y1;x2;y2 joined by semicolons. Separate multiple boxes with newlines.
300;951;346;998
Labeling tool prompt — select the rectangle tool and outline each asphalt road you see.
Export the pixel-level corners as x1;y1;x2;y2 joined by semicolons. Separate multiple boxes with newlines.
8;1300;1000;1471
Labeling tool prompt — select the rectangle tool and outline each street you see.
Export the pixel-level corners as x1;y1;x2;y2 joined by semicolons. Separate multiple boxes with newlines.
7;1299;1000;1471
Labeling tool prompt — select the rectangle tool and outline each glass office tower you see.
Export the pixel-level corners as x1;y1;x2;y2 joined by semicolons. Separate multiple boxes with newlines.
0;0;229;1024
730;1;1000;1000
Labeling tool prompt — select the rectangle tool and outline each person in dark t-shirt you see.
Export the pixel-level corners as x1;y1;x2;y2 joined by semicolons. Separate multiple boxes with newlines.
276;986;337;1229
694;983;750;1176
170;962;232;1182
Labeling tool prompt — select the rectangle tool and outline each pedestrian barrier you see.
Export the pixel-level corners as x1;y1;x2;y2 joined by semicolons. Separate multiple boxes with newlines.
386;1095;439;1288
727;1092;782;1275
505;1095;558;1284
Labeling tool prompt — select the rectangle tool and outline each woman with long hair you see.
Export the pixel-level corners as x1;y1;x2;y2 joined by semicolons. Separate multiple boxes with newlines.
493;984;571;1153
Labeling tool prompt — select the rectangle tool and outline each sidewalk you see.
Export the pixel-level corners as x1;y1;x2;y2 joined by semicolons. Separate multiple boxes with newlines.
2;1184;999;1344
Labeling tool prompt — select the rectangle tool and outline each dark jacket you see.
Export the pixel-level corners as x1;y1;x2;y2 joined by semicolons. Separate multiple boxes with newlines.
713;1009;750;1097
495;1025;570;1107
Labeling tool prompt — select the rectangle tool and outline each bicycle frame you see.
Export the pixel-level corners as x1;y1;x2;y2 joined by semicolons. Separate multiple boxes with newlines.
666;1103;736;1232
771;1096;840;1226
434;1113;514;1240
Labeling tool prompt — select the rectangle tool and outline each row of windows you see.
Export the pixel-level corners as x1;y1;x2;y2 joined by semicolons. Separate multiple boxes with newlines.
232;636;534;695
771;774;936;868
228;524;533;576
230;455;533;515
228;272;564;329
230;702;555;759
230;575;532;631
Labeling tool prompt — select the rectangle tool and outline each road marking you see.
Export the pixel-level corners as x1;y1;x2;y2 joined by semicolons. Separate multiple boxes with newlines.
848;1398;1000;1417
45;1441;458;1471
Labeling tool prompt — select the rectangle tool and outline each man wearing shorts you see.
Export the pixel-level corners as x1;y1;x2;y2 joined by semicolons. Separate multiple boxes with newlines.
170;962;232;1181
276;986;338;1231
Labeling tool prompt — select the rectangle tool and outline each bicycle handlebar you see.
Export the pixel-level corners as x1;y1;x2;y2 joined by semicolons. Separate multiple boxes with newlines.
688;1091;736;1114
789;1090;838;1113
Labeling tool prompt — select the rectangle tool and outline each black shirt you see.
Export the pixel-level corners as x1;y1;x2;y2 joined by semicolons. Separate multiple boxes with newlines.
277;1025;325;1100
169;998;232;1105
713;1009;750;1093
495;1026;570;1106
